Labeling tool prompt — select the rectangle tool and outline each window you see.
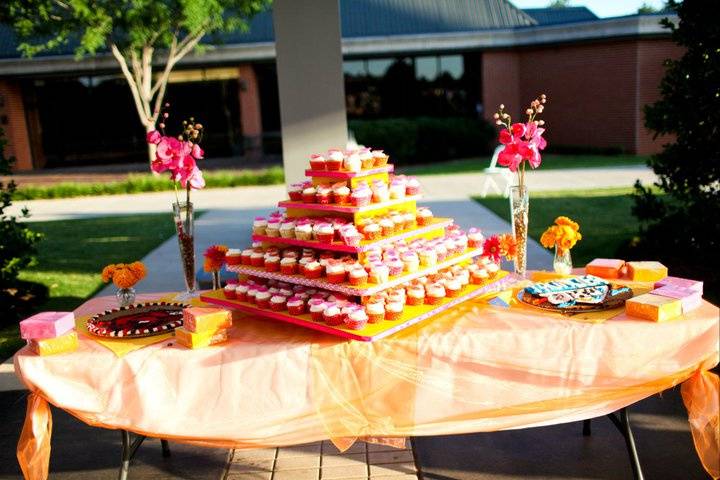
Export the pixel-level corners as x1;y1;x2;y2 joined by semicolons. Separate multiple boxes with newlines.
415;56;438;81
343;61;366;77
439;55;464;80
367;59;393;77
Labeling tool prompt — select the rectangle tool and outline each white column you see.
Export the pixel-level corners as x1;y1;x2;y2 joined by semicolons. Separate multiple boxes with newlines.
273;0;348;185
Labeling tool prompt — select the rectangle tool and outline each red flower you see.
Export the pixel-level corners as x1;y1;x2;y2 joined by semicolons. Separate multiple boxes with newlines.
482;235;502;263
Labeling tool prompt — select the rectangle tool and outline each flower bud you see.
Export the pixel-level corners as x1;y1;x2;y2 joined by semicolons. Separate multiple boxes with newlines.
526;108;533;115
194;123;203;130
537;105;544;113
538;120;545;125
495;120;503;125
499;104;505;110
158;122;165;129
163;112;169;118
493;113;500;119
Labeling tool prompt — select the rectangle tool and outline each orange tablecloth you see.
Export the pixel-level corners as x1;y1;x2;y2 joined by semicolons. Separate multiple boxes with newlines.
15;293;720;479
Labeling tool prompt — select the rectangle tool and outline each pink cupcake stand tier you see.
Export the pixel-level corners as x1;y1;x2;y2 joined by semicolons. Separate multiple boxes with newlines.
201;272;515;342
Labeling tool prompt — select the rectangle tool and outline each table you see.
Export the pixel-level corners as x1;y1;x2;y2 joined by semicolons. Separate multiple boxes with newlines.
14;291;719;480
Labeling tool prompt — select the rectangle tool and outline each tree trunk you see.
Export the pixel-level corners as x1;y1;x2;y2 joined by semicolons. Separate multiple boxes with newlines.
146;123;157;164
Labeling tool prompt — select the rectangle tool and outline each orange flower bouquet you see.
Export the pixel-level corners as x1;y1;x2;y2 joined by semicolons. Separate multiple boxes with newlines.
540;217;582;274
102;261;147;307
203;244;228;289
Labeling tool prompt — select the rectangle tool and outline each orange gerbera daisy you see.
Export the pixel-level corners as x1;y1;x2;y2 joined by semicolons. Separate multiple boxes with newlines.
498;233;518;260
203;244;229;272
541;217;582;253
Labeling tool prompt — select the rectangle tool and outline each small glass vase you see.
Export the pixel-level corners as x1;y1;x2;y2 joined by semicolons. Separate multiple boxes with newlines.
553;246;573;275
116;287;136;308
211;270;221;290
509;185;529;277
173;201;197;299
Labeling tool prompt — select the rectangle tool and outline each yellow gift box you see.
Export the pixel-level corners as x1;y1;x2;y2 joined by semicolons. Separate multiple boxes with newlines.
29;331;78;356
182;307;232;333
175;327;228;349
626;293;682;322
530;271;574;282
626;261;668;282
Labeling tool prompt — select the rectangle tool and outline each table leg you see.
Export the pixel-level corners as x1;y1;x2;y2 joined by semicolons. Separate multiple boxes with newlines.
606;408;644;480
161;439;171;458
582;419;592;437
118;430;147;480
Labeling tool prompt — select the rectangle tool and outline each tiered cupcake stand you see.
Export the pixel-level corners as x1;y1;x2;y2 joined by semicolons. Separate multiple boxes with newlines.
201;164;513;341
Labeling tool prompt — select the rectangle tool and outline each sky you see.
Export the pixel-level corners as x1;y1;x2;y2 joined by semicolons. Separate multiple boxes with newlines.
512;0;668;18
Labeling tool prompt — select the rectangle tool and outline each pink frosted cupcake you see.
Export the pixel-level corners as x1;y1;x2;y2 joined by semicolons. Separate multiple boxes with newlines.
365;301;385;323
223;284;237;299
302;186;317;204
280;257;297;275
287;296;305;315
316;184;333;205
309;299;327;322
351;187;371;207
288;182;304;201
270;295;287;312
309;153;326;171
344;152;362;173
405;177;421;196
235;283;249;302
348;267;368;285
323;303;343;326
326;149;344;171
332;183;351;204
252;217;268;235
345;309;369;330
468;228;484;248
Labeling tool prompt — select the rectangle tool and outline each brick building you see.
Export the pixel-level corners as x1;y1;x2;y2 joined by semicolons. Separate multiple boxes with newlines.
0;1;680;171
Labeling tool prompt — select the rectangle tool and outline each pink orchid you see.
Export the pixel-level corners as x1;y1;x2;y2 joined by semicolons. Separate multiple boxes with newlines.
156;137;190;171
146;130;162;144
523;121;547;169
191;143;204;159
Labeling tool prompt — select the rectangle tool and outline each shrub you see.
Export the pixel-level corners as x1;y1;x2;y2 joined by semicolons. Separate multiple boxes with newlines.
349;117;495;165
0;128;43;321
628;0;720;301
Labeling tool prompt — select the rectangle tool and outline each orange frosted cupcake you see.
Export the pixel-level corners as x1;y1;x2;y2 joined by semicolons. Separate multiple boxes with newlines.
372;149;389;167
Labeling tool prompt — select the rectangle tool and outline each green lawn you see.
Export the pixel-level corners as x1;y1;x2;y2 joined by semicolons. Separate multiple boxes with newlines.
475;187;641;267
398;154;648;176
14;167;285;200
0;213;180;361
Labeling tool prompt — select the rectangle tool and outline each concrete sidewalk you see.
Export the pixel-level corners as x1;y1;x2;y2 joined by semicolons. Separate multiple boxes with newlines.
7;166;656;222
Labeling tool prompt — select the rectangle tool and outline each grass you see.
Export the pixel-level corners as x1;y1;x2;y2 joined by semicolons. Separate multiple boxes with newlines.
14;167;285;200
0;213;182;361
475;187;642;267
398;154;648;176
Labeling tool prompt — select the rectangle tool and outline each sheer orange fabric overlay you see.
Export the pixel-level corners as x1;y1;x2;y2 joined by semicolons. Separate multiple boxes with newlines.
15;296;720;480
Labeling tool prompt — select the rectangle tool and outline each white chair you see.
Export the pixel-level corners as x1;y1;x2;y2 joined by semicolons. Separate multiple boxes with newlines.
480;144;514;198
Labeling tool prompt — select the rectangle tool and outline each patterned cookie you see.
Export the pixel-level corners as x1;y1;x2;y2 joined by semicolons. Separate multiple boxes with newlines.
521;276;632;313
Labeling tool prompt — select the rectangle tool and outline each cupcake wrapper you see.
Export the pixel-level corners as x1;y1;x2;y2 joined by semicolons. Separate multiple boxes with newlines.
317;234;334;243
326;273;346;284
309;161;326;171
257;299;270;309
265;229;280;237
280;266;297;275
302;195;316;204
237;293;247;303
324;315;343;326
344;319;367;330
251;259;265;268
425;296;443;305
407;297;424;306
265;264;280;272
310;312;324;322
326;161;342;171
223;291;237;299
288;192;303;201
288;306;305;316
385;311;402;321
226;257;242;266
270;303;286;312
252;227;267;235
305;270;322;279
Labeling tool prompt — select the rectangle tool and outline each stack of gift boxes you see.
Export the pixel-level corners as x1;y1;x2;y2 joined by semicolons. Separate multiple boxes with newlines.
586;258;703;322
20;312;78;355
175;307;233;349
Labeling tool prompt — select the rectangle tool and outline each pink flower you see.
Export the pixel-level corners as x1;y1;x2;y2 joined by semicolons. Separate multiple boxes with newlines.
171;155;205;190
191;143;204;159
188;167;205;190
156;137;190;172
523;121;547;169
146;130;162;144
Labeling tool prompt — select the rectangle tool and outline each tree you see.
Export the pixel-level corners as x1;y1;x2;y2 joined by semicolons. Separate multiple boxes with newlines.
1;0;269;161
637;3;659;14
548;0;571;9
0;127;43;321
630;0;720;298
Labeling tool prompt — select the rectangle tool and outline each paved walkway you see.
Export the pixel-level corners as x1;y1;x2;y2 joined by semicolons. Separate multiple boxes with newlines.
7;166;656;222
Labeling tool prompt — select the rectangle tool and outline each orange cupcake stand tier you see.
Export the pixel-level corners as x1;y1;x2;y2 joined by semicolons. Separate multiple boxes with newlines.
200;160;513;341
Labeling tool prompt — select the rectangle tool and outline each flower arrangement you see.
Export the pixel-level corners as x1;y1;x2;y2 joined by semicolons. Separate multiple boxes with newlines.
493;94;548;190
146;106;206;199
102;261;146;289
146;105;206;296
540;216;582;253
204;244;228;273
482;234;518;264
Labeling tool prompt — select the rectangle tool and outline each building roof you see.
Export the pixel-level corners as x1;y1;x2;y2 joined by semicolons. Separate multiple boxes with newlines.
0;0;535;60
522;6;598;25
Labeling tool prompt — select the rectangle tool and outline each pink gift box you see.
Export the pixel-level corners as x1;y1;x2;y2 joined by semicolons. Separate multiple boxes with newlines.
654;276;703;294
20;311;75;340
650;285;702;313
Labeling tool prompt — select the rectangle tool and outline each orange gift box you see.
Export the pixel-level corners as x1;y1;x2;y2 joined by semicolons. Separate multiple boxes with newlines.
175;327;228;349
182;306;232;333
626;293;682;322
586;258;625;279
626;261;668;282
29;331;78;356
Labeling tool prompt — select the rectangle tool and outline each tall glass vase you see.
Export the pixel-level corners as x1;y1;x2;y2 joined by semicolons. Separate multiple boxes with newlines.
509;185;529;277
173;201;197;299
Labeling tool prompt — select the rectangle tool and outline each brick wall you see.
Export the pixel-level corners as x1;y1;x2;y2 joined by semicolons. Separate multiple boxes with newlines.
481;38;681;155
0;79;33;171
635;38;683;155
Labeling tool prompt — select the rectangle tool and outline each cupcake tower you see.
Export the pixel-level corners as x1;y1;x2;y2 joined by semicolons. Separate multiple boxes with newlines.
201;149;512;341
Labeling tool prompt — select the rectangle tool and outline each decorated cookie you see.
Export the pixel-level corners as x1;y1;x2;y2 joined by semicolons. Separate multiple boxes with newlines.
521;276;632;313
